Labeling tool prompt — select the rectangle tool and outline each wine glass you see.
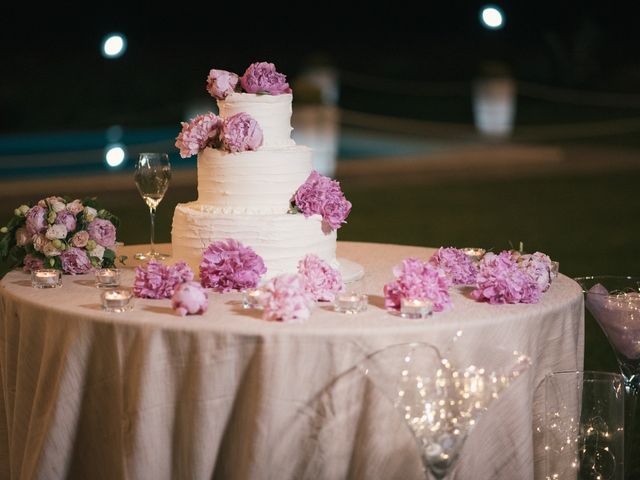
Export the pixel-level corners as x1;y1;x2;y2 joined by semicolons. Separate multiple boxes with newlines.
543;370;625;480
134;152;171;260
357;341;531;479
573;275;640;478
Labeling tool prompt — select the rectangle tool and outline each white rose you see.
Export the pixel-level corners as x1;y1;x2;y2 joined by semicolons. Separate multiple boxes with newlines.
51;201;66;213
45;224;68;240
84;206;97;222
42;242;62;257
90;244;105;260
33;234;48;252
15;227;31;246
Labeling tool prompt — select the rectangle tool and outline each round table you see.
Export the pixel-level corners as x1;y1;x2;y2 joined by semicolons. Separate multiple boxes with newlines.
0;241;584;480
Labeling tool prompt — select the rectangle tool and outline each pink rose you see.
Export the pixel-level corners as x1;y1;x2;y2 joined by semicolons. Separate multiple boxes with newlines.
220;112;263;153
87;218;116;247
66;199;84;215
70;230;89;247
240;62;291;95
60;247;92;274
172;281;208;316
33;234;47;252
25;206;47;236
206;69;239;100
15;227;31;247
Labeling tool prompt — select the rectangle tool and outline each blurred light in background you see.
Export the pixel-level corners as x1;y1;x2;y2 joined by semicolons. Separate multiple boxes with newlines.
101;33;127;59
480;5;505;30
105;125;124;143
105;144;126;167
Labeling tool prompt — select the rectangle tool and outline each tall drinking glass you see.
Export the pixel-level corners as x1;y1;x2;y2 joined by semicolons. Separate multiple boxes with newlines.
134;152;171;260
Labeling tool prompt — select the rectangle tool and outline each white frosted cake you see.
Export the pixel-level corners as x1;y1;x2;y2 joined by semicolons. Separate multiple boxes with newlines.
171;91;339;277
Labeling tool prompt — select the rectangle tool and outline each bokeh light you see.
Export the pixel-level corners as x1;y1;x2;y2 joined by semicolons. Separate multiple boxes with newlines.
105;145;126;167
101;33;127;58
480;5;505;29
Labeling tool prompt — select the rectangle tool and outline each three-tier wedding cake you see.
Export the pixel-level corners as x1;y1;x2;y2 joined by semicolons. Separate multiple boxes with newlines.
171;62;350;277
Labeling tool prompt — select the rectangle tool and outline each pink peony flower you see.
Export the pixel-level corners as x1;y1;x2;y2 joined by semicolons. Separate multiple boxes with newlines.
383;257;452;312
220;112;264;153
70;230;89;248
471;251;542;304
172;281;208;316
293;170;351;230
175;112;223;158
133;260;194;299
206;69;239;100
515;251;554;292
22;254;44;273
259;273;315;323
25;206;47;236
428;247;479;285
200;238;267;292
60;247;92;274
55;210;77;232
298;254;344;302
240;62;291;95
87;218;117;247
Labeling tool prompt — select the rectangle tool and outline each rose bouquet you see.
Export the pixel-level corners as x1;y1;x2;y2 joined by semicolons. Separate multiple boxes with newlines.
0;196;121;274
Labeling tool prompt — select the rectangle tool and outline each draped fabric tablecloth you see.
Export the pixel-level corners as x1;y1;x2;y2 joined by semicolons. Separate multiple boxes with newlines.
0;241;584;480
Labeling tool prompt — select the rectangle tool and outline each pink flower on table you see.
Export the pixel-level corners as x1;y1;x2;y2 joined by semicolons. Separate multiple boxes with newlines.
55;210;77;233
240;62;291;95
25;205;47;235
259;273;315;323
297;254;344;302
220;112;263;153
70;230;89;248
515;251;553;292
134;260;195;299
60;247;92;274
428;247;479;285
175;112;223;158
87;218;116;247
200;238;266;292
292;170;351;230
471;251;541;304
383;257;452;312
22;254;44;273
172;281;208;316
206;69;239;100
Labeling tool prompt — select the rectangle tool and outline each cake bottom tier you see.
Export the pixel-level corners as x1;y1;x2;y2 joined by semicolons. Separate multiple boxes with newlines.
171;202;338;278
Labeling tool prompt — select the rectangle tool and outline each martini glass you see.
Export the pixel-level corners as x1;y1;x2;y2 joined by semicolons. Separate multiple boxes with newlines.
574;275;640;478
358;342;531;479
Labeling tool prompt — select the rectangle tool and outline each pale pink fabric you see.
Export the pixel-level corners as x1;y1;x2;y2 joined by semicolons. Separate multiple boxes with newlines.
0;242;584;480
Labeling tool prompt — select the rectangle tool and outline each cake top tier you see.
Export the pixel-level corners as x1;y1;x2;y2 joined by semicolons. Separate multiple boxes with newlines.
217;93;295;148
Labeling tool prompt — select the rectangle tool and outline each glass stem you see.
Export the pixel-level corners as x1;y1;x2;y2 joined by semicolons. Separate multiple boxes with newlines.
149;206;156;254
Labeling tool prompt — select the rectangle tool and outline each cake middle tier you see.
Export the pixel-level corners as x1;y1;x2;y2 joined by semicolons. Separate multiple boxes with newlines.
197;145;312;211
172;202;338;278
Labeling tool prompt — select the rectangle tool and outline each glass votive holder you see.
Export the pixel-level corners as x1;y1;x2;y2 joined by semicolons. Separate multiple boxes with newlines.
400;298;433;319
551;260;560;277
242;287;265;310
334;292;368;314
31;269;62;289
462;247;486;263
95;268;121;288
100;288;134;313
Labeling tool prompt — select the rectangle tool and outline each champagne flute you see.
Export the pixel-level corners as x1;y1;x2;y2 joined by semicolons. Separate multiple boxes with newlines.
134;152;171;260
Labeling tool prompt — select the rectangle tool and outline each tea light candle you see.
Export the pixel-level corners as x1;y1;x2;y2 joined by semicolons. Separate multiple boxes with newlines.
95;268;120;288
462;247;486;262
31;269;62;289
400;298;433;319
101;288;134;313
242;288;265;310
334;292;368;314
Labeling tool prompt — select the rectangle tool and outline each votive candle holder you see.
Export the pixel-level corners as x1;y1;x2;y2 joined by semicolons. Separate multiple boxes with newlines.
242;287;265;310
101;288;134;313
334;292;368;314
462;247;486;263
31;269;62;289
400;298;433;319
95;268;121;288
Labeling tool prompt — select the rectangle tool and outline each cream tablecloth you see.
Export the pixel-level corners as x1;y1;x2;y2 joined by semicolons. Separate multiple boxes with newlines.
0;241;584;480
